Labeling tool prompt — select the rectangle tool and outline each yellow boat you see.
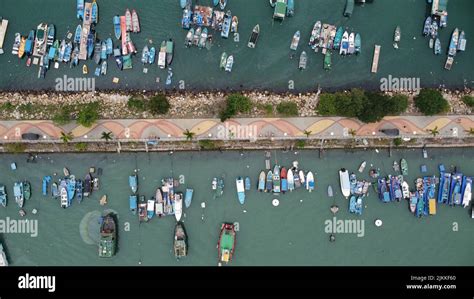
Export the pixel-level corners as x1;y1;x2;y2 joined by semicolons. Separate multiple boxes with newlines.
18;36;26;58
429;198;437;215
82;65;88;74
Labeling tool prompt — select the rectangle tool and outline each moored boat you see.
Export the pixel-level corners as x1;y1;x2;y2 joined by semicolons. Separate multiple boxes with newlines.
132;9;140;33
354;33;361;54
290;30;300;51
306;171;315;192
0;185;7;207
0;243;7;266
358;161;366;173
298;51;307;70
217;223;236;264
18;36;26;58
99;213;117;258
225;55;234;72
141;45;149;64
434;38;441;55
339;169;350;198
219;0;227;10
400;159;408;176
198;28;208;48
185;28;194;47
60;183;68;209
193;27;201;47
265;170;273;192
66;177;76;203
148;47;155;64
327;185;333;197
74;24;82;44
339;31;349;55
174;222;188;258
258;171;265;192
333;26;343;50
309;21;322;50
51;182;59;198
457;30;466;51
138;195;147;222
129;174;138;193
42;176;51;196
76;179;83;203
448;28;459;56
348;32;355;54
174;192;183;221
155;188;164;217
166;39;174;66
247;24;260;48
25;30;35;56
147;198;155;219
158;40;166;69
323;51;332;70
394;26;401;43
402;181;410;200
450;173;463;206
47;24;55;46
91;0;98;24
220;52;227;69
423;16;432;36
286;0;295;17
280;168;288;193
113;16;121;40
272;165;281;193
125;9;132;32
462;177;472;208
23;181;31;201
236;177;245;204
221;11;232;39
287;169;295;191
13;182;24;208
438;172;451;203
77;0;85;19
185;188;193;208
129;195;137;215
409;192;417;214
245;177;251;191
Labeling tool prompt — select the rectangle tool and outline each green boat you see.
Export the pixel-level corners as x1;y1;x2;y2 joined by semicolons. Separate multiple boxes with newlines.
23;181;31;200
99;213;117;258
220;52;227;69
324;51;332;70
333;27;343;50
400;159;408;176
217;223;236;264
354;33;361;54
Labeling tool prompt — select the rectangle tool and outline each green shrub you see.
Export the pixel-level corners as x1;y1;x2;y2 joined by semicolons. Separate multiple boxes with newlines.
386;94;409;114
393;137;403;147
276;101;298;117
414;89;449;115
147;94;170;115
199;139;217;150
18;103;34;114
462;95;474;108
317;93;337;115
75;142;88;151
0;102;15;113
258;103;274;115
295;140;306;149
220;93;253;122
77;102;100;127
357;92;391;123
5;143;27;153
127;96;146;111
53;106;73;125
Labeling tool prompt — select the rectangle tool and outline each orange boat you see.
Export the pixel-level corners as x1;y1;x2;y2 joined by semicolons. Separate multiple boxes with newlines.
18;36;26;58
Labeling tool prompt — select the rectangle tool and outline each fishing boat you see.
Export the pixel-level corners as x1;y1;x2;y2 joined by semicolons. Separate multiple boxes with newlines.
299;170;305;185
458;30;466;51
63;41;72;63
138;196;147;222
0;185;6;207
146;197;155;219
448;28;459;56
272;165;281;193
42;176;51;196
158;41;166;69
77;0;84;19
47;25;55;46
127;174;138;195
350;173;357;195
390;175;403;201
132;9;140;33
155;188;164;217
73;25;82;44
323;51;332;70
286;0;295;17
146;46;155;64
236;177;245;204
100;41;107;60
219;0;227;10
94;41;101;64
198;28;208;48
25;30;35;56
185;188;193;208
394;26;401;43
18;36;26;58
327;185;333;197
430;20;438;39
87;33;94;58
298;51;307;70
450;173;463;206
349;195;356;214
245;177;251;191
99;213;117;258
51;182;59;198
126;195;137;215
309;21;322;50
76;179;83;203
217;223;236;264
290;31;300;51
141;45;149;64
354;33;361;54
225;55;234;72
378;178;390;202
125;9;132;32
181;5;192;29
408;192;417;214
438;172;451;203
348;32;355;54
415;191;424;218
35;23;47;52
0;243;7;266
287;169;294;191
293;168;301;188
402;181;410;200
265;170;273;192
258;171;266;192
306;171;315;192
91;0;98;24
231;16;239;33
462;177;472;208
166;39;174;66
106;38;113;55
174;192;183;221
280;168;288;193
60;184;68;209
93;177;99;191
433;38;441;55
358;161;366;173
100;61;107;75
339;31;349;55
217;178;225;197
399;159;408;176
113;16;121;40
221;11;232;39
66;177;76;203
22;181;31;201
339;169;350;198
13;182;23;208
83;173;92;197
185;28;194;47
174;222;187;258
193;27;201;47
220;52;227;69
423;16;432;36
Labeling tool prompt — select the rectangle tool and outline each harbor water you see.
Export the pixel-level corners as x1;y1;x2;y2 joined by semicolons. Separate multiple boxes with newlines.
0;148;473;266
0;0;473;91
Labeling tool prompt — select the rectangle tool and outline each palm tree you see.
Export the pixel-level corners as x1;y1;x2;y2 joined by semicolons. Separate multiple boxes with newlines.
428;126;440;137
466;128;474;135
303;130;312;138
349;128;357;137
101;131;113;142
183;129;195;141
60;131;74;143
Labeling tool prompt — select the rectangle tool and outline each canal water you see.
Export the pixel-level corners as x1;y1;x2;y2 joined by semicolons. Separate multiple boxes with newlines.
0;148;473;266
0;0;473;91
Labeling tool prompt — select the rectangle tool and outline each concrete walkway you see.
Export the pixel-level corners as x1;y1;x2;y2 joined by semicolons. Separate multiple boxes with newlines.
0;116;473;142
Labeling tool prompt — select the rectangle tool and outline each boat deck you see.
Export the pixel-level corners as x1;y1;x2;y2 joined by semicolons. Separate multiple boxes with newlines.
371;45;381;73
0;19;9;50
79;2;92;60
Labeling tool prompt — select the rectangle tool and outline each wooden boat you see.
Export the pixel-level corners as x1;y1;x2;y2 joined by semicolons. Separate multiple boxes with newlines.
258;171;266;192
99;213;117;258
299;170;305;185
217;223;236;264
125;9;132;32
155;188;164;217
174;222;188;258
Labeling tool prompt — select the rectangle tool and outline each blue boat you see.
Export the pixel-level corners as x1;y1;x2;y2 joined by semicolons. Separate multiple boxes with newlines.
51;182;59;198
354;196;363;215
213;0;219;6
91;0;98;24
0;185;7;207
286;0;294;17
449;173;463;206
48;46;56;60
179;0;189;9
148;47;156;64
416;192;424;218
14;182;24;208
438;172;451;203
185;188;193;208
350;173;357;194
129;175;138;194
221;11;232;39
349;195;362;215
258;171;265;191
74;25;82;44
76;179;83;203
25;30;35;56
87;33;94;58
245;177;251;191
100;41;107;60
389;175;403;201
281;168;288;193
236;177;245;205
266;170;273;192
63;42;73;62
77;0;84;19
113;16;121;40
423;176;436;216
181;5;192;29
42;176;52;196
67;177;76;204
106;38;113;55
378;178;390;203
219;0;227;10
129;195;137;214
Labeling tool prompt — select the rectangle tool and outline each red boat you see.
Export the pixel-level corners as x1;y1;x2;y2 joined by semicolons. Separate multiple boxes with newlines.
217;223;236;264
280;167;288;193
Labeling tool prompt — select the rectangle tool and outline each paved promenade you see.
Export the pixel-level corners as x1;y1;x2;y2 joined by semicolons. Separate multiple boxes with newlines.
0;116;473;142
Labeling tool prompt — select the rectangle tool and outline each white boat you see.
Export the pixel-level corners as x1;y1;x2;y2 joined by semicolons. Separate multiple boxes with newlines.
306;171;315;192
287;169;294;191
174;192;183;221
225;55;234;72
358;161;366;173
402;181;410;200
147;199;155;219
290;31;300;51
0;243;7;266
155;189;163;217
11;33;21;55
348;32;355;54
339;31;349;55
212;177;218;190
236;177;245;204
339;169;350;198
60;187;69;208
463;179;472;208
299;170;305;184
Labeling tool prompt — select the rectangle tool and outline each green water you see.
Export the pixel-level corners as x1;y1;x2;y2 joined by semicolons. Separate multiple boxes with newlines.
0;148;473;266
0;0;473;91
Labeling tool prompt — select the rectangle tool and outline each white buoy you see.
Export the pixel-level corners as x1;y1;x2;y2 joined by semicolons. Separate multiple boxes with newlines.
243;210;247;213
32;209;38;215
272;199;280;207
201;202;206;209
375;219;383;227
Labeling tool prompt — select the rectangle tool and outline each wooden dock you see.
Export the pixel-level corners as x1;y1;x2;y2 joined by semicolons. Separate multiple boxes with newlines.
0;19;9;50
371;45;381;73
79;2;92;60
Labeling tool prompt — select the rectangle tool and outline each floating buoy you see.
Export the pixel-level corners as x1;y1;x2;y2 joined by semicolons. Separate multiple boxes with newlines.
375;219;383;227
329;234;336;242
330;205;339;215
218;262;222;267
32;208;38;215
201;202;206;209
272;199;280;207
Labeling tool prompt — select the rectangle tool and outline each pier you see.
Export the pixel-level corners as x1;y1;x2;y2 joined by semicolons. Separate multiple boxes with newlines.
371;45;381;73
0;19;9;51
79;2;92;60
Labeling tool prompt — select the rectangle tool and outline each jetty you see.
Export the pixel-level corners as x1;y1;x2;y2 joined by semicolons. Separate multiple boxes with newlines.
79;2;92;60
0;19;9;52
371;45;381;73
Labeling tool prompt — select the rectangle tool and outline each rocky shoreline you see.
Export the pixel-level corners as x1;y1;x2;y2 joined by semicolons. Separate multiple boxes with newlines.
0;88;472;120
